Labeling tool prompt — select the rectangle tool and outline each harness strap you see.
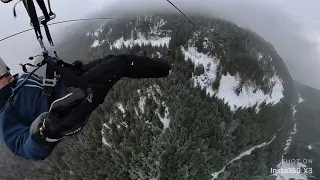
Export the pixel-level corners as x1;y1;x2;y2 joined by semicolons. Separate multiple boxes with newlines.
35;0;50;20
6;61;46;108
22;0;57;103
11;58;85;109
30;0;57;102
23;0;43;40
47;59;89;89
44;56;57;108
47;0;53;15
10;1;84;108
46;86;56;109
43;60;56;107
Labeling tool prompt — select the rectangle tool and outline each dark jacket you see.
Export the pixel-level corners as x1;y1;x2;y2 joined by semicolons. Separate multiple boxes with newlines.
0;73;67;160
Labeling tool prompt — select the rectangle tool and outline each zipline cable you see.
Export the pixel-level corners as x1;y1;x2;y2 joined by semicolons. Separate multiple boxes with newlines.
166;0;195;27
1;0;195;42
0;17;135;42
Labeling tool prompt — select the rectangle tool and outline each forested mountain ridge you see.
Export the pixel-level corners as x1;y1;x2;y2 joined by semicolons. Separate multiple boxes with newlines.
88;14;293;96
0;13;302;180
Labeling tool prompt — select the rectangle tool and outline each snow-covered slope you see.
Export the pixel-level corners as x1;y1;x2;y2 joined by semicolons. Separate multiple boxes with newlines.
87;16;171;50
111;32;170;49
182;46;284;111
88;17;284;112
101;123;112;147
87;23;105;48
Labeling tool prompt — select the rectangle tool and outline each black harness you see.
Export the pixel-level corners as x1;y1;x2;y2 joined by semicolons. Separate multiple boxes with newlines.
10;0;88;107
23;0;57;105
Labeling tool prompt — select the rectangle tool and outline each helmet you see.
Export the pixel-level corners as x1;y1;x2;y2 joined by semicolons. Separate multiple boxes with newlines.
0;57;15;111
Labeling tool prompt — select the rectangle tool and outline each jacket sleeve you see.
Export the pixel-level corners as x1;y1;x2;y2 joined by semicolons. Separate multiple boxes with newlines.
81;55;116;72
1;105;58;160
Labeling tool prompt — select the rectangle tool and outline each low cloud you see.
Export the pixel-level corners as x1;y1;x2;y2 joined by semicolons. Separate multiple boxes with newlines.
1;0;319;89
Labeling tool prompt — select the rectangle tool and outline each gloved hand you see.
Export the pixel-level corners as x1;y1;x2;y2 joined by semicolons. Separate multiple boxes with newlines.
30;87;93;143
72;60;83;69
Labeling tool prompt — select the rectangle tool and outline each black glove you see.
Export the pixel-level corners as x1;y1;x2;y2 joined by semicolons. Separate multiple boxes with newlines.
31;87;94;143
72;60;83;69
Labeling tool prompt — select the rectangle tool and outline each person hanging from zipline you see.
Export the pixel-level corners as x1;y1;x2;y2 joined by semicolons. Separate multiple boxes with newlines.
0;50;174;160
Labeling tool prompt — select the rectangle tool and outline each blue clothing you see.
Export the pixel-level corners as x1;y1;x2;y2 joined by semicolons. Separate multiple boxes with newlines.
0;73;67;160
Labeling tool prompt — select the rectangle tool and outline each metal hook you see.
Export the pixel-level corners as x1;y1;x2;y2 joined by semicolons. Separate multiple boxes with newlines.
13;0;22;18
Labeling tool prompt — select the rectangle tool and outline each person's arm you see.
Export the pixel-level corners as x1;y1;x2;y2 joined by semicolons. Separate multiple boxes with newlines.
1;106;58;160
81;55;116;72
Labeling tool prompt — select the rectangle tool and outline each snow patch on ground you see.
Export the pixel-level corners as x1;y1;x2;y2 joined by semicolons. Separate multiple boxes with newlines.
237;24;243;28
284;123;297;152
149;18;169;36
182;46;218;89
147;84;162;96
86;26;103;37
292;105;297;118
117;102;126;114
139;96;146;114
120;121;128;128
156;52;162;58
101;123;111;147
102;137;111;147
283;105;297;152
134;107;139;116
291;123;297;135
298;94;305;103
116;102;126;118
284;136;293;152
111;32;170;49
181;46;284;111
137;85;170;130
257;52;263;61
156;103;170;129
217;73;283;111
87;23;112;48
146;85;170;130
211;136;276;179
203;37;209;49
91;40;100;48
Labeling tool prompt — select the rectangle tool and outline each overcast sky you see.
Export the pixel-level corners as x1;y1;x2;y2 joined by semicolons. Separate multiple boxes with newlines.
0;0;112;73
1;0;320;89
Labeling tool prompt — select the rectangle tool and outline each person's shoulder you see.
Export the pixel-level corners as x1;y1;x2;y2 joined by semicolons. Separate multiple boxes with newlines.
15;73;43;89
11;73;44;107
17;73;42;81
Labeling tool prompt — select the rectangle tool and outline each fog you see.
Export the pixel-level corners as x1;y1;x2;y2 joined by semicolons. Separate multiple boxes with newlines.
1;0;320;89
110;0;320;89
0;0;113;74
